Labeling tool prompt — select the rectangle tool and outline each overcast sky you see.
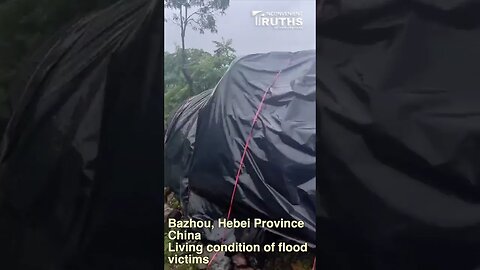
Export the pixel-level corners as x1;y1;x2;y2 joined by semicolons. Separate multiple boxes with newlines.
164;0;315;56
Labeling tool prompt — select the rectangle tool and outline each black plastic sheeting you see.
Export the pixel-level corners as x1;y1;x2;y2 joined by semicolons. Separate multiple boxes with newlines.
318;0;480;269
164;51;316;247
0;0;163;269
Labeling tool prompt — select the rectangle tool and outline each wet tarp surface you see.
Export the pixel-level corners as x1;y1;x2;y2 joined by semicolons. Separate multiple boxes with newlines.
164;51;316;246
318;0;480;269
0;0;163;269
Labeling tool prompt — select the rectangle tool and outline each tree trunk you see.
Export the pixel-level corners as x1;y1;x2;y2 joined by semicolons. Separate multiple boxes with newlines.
179;6;194;96
180;37;194;95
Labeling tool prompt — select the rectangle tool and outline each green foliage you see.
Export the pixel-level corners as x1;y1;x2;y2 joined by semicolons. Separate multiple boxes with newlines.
164;84;190;125
213;37;234;58
164;43;236;127
164;50;186;90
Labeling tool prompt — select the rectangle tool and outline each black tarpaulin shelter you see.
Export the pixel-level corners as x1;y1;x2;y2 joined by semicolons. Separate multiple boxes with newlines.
318;0;480;269
0;0;163;269
164;50;316;247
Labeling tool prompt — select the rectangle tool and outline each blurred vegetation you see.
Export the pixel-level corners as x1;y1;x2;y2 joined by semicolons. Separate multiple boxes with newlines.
164;39;236;126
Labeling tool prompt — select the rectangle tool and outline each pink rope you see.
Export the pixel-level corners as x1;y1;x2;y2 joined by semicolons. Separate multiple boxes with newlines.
207;59;292;268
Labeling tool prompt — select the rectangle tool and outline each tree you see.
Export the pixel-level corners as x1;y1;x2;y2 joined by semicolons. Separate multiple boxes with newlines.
164;0;230;95
213;37;235;59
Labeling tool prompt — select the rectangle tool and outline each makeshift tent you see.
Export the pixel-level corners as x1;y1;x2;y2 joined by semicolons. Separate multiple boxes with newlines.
0;0;163;269
164;50;316;247
318;0;480;269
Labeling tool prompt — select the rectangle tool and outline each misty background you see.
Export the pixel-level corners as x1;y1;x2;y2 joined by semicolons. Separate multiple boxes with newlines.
164;0;316;55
